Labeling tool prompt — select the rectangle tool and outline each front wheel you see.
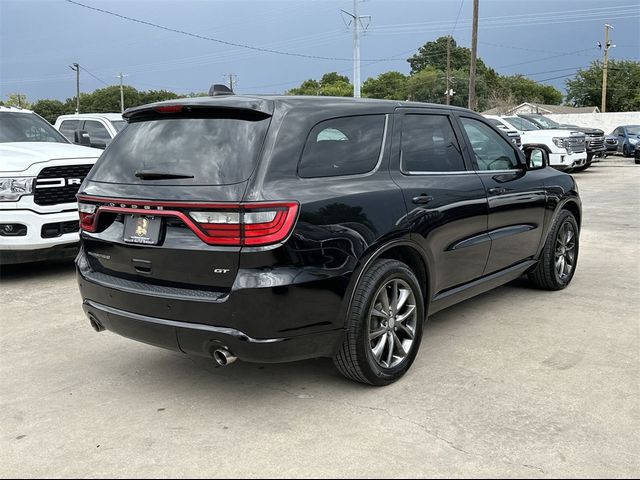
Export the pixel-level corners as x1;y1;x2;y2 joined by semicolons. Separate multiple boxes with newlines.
528;210;579;290
334;259;424;386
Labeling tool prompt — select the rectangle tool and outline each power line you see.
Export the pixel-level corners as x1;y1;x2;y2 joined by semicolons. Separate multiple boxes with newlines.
65;0;398;62
81;66;110;86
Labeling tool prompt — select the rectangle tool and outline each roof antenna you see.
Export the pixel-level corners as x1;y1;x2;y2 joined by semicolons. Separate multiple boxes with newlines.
209;84;235;96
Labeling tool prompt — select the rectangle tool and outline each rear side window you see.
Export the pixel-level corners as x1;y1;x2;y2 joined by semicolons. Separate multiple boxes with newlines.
59;119;80;141
298;115;385;178
88;111;271;185
400;114;465;173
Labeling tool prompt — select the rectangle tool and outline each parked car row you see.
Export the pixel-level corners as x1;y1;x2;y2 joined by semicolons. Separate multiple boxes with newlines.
484;114;590;172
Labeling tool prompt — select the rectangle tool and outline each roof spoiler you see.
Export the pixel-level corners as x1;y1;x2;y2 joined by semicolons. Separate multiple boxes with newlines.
209;84;234;96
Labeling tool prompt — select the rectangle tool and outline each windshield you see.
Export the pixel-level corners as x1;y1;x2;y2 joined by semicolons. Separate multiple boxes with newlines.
626;126;640;136
526;115;560;129
0;112;68;144
505;117;540;131
111;120;126;132
88;111;271;185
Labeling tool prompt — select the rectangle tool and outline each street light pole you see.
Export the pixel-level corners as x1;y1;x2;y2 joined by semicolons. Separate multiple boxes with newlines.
468;0;479;110
69;63;80;114
116;72;129;113
600;24;614;113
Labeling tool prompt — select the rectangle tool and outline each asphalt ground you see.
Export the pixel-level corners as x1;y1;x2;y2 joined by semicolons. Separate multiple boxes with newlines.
1;156;639;478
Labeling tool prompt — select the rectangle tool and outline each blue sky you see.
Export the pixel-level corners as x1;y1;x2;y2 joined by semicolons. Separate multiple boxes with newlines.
1;0;639;102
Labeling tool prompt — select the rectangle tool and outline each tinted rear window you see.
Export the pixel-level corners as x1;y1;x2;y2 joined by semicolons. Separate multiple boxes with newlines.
88;111;271;185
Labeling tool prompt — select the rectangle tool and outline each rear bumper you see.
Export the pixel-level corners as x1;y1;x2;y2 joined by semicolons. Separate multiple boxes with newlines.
82;299;344;363
76;255;347;363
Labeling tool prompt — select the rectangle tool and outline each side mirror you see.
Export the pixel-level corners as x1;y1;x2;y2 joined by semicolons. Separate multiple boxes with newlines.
524;147;547;170
74;129;91;147
91;139;108;149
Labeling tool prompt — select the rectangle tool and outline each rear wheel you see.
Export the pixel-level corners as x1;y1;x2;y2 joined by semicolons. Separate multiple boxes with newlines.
334;259;424;386
528;210;579;290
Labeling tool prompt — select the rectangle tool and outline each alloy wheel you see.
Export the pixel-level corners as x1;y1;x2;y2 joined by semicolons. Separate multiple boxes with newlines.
368;278;418;369
555;221;577;281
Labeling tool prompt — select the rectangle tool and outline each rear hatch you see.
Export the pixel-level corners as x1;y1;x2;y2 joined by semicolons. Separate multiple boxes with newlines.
78;101;294;291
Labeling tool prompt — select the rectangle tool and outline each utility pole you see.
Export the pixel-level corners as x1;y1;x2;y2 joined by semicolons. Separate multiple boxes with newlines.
446;36;451;105
116;72;129;113
69;63;80;114
342;0;371;98
468;0;479;110
224;73;238;92
600;24;614;113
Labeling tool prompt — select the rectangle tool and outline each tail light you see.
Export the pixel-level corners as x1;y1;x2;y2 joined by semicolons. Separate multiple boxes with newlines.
78;202;97;232
77;197;298;247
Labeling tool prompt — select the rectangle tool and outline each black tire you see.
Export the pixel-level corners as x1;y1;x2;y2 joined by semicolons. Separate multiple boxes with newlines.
334;258;424;386
635;158;640;165
623;144;632;157
528;210;579;290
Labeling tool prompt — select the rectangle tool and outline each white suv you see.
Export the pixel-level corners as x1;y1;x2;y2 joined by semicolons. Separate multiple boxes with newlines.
484;115;587;171
0;107;102;264
54;113;125;149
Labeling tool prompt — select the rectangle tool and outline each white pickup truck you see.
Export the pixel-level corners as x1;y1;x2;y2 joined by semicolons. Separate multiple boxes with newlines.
484;115;587;172
0;107;102;264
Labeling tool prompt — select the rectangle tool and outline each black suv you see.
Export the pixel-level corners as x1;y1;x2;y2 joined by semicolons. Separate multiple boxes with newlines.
76;93;581;385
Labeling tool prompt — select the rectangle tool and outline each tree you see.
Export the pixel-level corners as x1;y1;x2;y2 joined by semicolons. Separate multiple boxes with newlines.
139;89;181;104
407;36;492;76
287;72;353;97
566;60;640;112
498;75;562;105
406;67;442;103
4;93;31;109
362;71;409;100
31;99;72;123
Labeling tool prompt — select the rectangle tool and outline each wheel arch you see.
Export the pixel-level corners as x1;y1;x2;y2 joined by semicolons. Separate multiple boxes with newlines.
341;239;433;326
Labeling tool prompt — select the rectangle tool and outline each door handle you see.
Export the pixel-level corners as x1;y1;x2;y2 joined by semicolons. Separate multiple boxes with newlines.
488;187;507;195
412;194;434;205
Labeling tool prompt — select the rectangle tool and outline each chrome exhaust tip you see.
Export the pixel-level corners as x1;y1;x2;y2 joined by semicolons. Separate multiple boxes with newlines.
89;315;105;332
213;348;237;367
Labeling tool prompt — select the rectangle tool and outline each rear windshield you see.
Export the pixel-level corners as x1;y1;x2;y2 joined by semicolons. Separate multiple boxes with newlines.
88;110;271;185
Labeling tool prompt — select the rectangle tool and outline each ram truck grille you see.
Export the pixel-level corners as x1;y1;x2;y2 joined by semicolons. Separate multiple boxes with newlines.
34;165;93;206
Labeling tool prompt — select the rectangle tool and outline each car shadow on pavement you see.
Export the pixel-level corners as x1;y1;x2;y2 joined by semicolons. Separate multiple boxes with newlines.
0;259;76;282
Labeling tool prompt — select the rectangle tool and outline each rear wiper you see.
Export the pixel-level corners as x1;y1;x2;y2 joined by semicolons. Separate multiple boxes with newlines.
134;170;194;180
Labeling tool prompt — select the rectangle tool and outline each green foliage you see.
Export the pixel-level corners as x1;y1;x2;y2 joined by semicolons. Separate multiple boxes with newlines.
499;75;563;105
286;72;353;97
4;93;31;109
31;99;72;123
566;60;640;112
407;36;493;76
362;71;409;100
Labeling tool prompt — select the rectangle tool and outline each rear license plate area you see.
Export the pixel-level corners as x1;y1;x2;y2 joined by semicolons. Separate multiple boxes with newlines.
123;215;162;245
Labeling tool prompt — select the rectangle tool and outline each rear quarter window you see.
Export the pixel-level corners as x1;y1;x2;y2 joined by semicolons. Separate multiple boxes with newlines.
298;115;386;178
